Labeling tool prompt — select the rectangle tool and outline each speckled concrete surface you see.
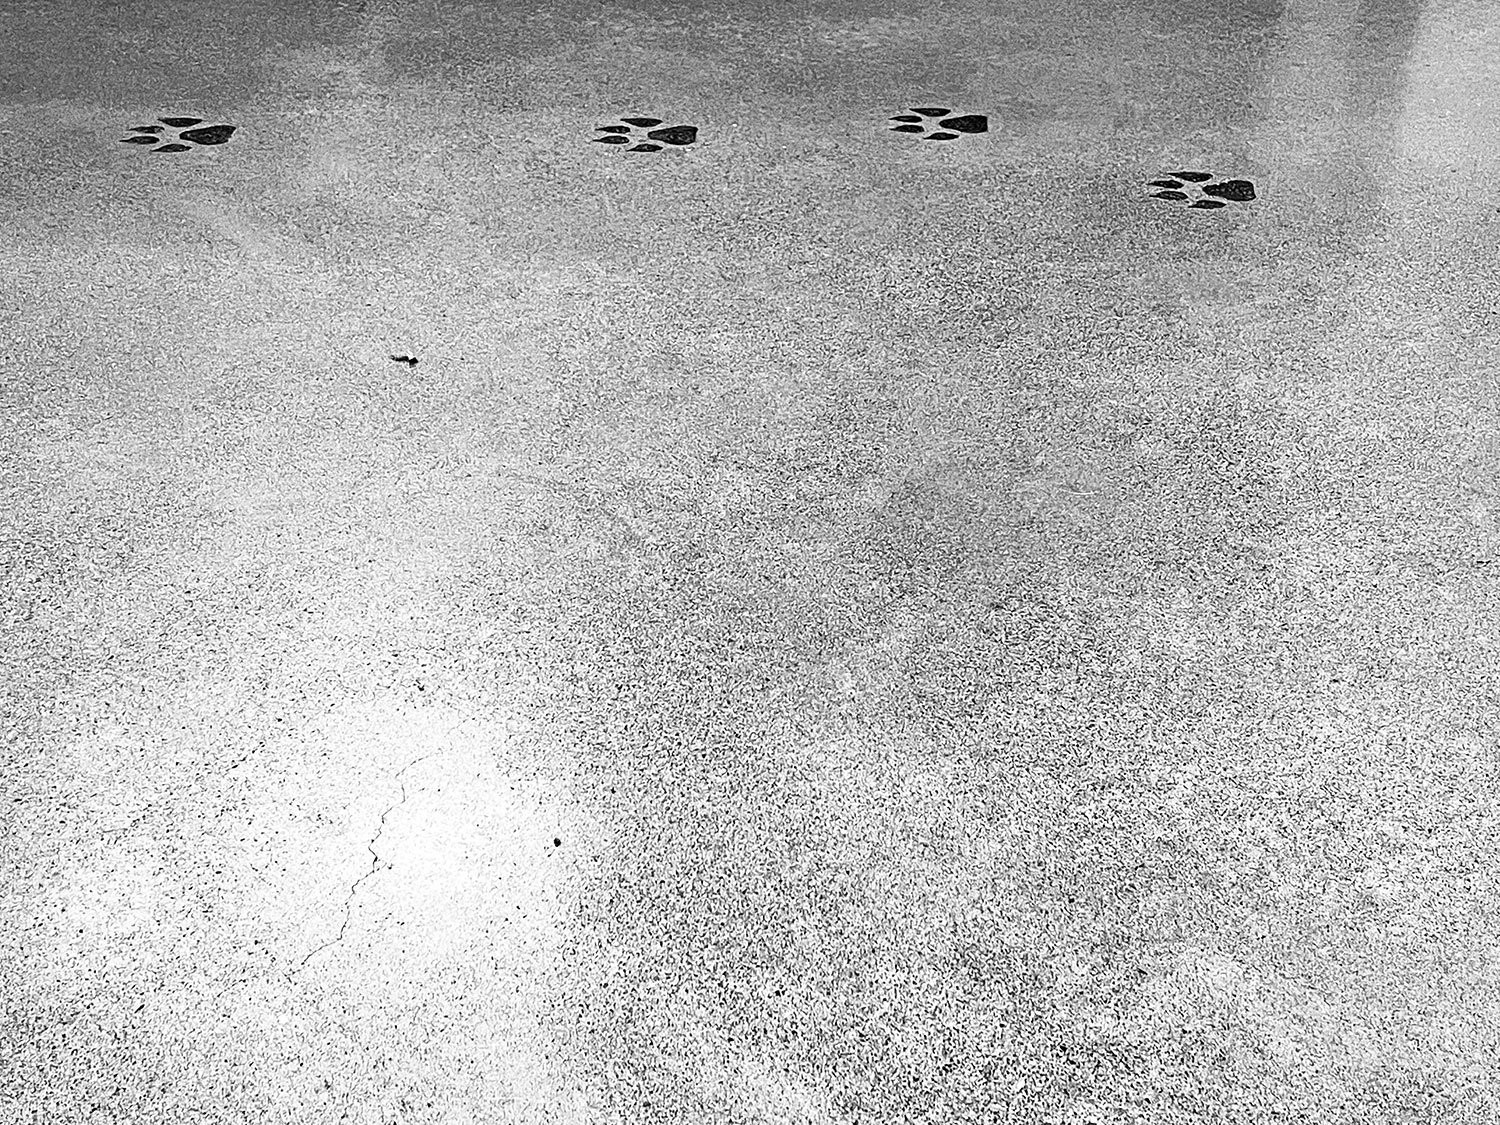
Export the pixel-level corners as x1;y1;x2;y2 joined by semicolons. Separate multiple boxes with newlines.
3;0;1499;1122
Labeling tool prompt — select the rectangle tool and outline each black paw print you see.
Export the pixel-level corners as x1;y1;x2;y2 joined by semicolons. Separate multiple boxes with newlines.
888;106;988;141
1147;170;1256;209
591;116;699;152
120;116;236;153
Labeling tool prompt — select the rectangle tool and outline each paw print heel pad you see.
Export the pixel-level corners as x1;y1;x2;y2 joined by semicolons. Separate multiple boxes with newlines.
179;125;235;146
1201;179;1255;202
645;125;697;145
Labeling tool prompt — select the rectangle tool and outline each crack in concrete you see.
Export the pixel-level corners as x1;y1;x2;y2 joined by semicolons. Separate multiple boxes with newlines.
293;752;437;971
199;705;483;995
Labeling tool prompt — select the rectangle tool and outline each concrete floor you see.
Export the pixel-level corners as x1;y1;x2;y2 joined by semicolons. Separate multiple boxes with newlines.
3;0;1499;1121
